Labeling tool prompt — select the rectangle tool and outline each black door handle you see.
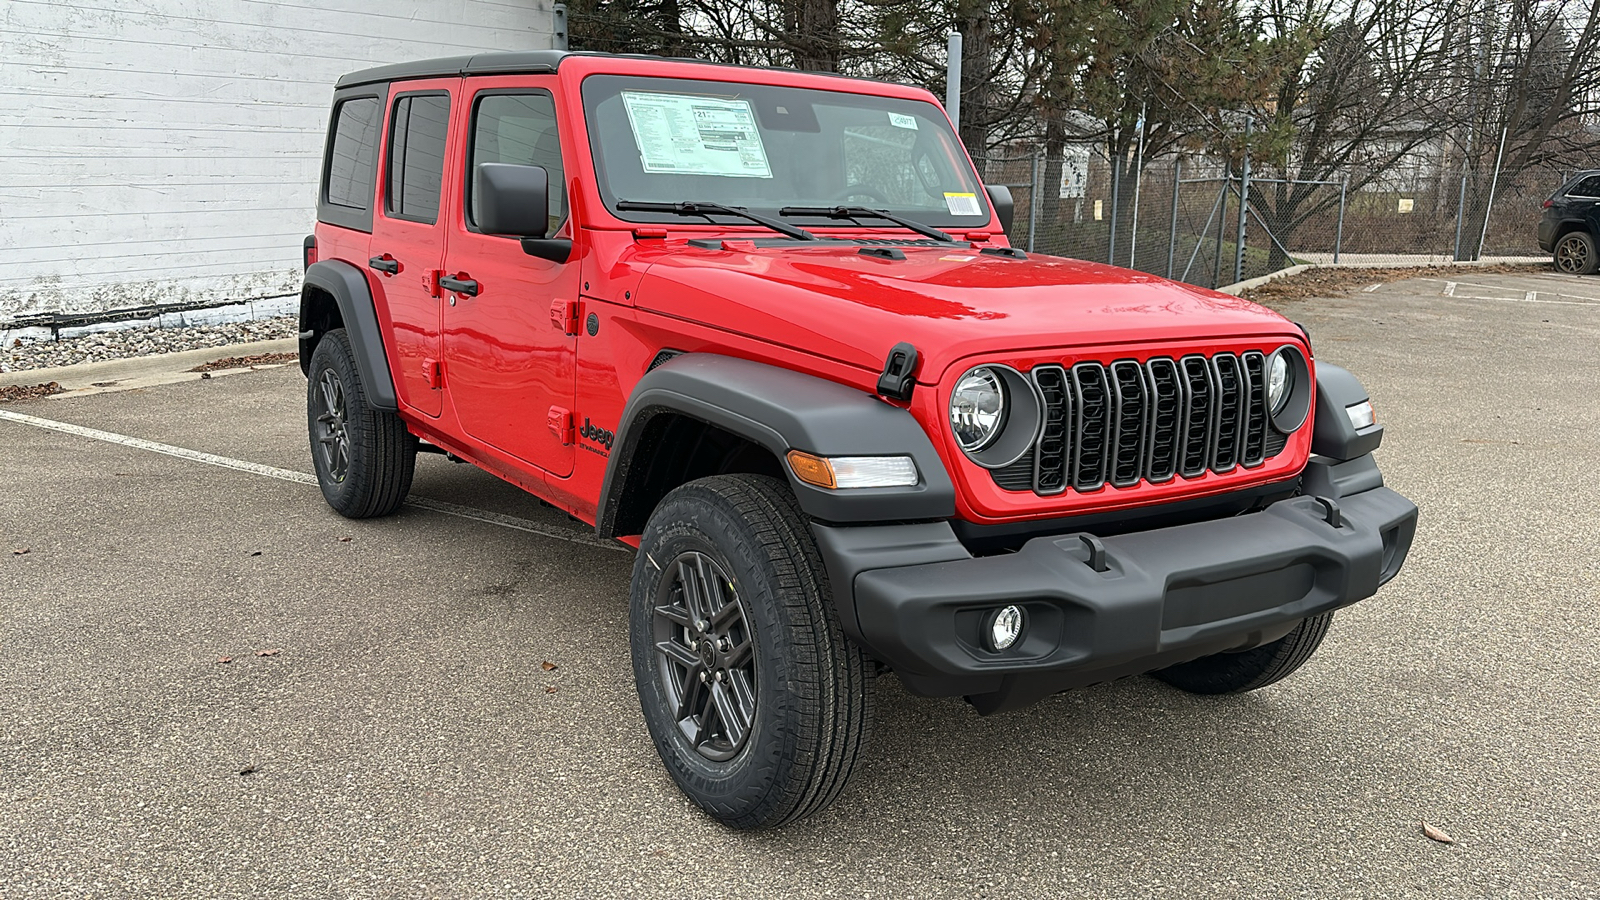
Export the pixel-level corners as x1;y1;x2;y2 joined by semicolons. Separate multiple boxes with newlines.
439;274;479;296
368;255;399;275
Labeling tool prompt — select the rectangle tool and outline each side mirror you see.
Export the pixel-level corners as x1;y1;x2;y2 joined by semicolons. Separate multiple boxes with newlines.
476;162;550;239
984;184;1014;235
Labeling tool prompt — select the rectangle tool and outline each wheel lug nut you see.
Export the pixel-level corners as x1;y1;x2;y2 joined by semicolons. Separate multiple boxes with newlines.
699;671;708;683
713;670;724;682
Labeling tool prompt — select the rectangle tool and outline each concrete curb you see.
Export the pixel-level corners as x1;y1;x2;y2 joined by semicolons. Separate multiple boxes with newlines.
0;338;298;397
1216;265;1314;296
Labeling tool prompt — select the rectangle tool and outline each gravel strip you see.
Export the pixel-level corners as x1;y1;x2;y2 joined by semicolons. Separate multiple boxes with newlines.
1;317;298;373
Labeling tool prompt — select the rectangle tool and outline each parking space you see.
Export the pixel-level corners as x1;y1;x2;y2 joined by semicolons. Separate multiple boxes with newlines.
2;271;1598;898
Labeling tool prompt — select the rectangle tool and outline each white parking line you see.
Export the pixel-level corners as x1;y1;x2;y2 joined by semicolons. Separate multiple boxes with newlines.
0;407;627;552
1443;282;1457;296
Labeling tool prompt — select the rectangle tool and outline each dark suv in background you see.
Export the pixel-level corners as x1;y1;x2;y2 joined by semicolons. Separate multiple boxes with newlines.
1539;169;1600;274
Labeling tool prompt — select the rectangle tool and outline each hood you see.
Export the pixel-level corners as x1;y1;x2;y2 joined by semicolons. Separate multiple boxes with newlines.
631;241;1299;381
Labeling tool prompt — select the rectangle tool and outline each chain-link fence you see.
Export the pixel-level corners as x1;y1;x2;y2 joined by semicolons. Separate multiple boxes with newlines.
974;146;1555;289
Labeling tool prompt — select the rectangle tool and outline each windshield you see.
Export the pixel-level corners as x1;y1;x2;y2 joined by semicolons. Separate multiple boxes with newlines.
580;74;990;230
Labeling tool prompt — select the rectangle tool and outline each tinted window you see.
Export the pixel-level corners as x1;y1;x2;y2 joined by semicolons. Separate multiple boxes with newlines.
387;94;451;222
325;97;380;209
469;92;565;232
1569;175;1600;197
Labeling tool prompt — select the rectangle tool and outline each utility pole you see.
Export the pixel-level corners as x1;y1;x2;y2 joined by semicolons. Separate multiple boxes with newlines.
1232;116;1252;285
945;31;963;130
552;3;568;50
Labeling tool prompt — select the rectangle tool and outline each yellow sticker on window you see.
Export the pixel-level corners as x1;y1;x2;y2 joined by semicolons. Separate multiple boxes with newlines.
944;192;982;216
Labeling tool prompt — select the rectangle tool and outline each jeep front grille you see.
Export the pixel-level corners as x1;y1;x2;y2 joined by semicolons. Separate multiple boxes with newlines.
994;352;1286;496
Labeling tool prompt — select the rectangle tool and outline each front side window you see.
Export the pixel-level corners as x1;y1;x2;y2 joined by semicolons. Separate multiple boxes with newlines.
580;75;988;229
325;97;380;209
468;92;566;234
387;93;451;223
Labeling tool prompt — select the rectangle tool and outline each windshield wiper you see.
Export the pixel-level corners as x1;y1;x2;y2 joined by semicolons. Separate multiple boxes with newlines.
616;200;817;241
778;206;954;243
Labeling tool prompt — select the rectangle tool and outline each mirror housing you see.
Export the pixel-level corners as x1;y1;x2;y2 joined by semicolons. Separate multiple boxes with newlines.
984;184;1014;235
476;162;550;239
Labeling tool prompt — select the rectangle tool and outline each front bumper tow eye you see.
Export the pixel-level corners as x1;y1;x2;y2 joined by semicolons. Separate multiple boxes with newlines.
1312;496;1342;528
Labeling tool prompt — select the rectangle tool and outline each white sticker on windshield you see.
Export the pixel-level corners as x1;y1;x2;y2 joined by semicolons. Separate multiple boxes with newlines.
944;192;983;216
621;91;772;179
888;112;919;130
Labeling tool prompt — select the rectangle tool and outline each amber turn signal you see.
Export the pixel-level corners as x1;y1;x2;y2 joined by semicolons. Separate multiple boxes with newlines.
786;450;837;489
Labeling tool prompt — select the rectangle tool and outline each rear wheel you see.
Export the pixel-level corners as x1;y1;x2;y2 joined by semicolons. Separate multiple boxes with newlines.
307;329;416;518
1554;231;1599;275
1152;612;1333;695
629;474;875;829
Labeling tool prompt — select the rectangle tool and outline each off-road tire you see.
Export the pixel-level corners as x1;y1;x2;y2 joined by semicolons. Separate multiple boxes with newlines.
1554;230;1599;275
306;328;416;518
1152;612;1334;695
630;474;875;829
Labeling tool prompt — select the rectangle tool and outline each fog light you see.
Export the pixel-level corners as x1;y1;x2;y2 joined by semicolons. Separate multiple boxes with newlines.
986;605;1025;651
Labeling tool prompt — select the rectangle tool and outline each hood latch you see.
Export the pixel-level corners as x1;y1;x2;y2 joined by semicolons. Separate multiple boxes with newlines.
876;342;919;402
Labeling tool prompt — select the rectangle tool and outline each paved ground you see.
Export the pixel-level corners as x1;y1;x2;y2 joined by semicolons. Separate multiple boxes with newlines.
2;271;1598;898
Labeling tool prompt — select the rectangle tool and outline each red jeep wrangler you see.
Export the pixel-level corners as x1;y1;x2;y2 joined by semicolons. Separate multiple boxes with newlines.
299;51;1417;829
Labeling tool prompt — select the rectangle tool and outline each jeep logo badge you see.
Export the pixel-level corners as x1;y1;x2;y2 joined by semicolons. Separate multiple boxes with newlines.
579;417;615;451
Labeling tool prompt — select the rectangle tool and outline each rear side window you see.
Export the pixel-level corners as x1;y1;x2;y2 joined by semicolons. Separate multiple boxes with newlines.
1568;175;1600;198
324;97;381;210
387;93;452;223
468;92;566;233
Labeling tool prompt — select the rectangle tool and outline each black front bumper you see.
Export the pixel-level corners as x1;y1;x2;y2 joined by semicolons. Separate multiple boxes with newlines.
813;474;1417;714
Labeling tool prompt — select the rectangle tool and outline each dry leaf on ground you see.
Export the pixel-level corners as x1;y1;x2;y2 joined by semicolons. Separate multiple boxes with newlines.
541;661;558;672
255;648;281;658
216;656;232;664
12;548;29;556
1422;822;1455;844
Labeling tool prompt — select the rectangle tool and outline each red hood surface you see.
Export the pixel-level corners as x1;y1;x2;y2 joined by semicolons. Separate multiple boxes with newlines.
630;241;1300;381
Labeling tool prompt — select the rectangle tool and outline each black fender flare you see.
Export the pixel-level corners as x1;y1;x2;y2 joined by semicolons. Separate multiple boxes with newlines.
597;353;955;536
1311;362;1383;461
301;259;398;411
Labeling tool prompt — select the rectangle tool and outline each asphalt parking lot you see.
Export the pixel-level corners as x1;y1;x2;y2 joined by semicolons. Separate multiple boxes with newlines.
2;270;1598;898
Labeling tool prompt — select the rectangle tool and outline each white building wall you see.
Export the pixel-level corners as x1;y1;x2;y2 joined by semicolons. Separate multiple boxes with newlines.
0;0;556;320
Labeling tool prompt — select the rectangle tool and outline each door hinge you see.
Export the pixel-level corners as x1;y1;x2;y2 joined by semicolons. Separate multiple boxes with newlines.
424;358;444;389
550;298;582;335
424;269;443;299
547;406;575;445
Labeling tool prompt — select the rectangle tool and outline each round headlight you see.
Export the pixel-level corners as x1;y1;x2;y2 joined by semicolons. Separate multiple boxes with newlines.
950;367;1006;451
1268;350;1292;414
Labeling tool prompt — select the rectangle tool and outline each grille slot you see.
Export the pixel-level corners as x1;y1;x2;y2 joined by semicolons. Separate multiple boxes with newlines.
1145;358;1182;483
1108;360;1147;488
1032;365;1071;494
1070;363;1111;491
991;349;1294;496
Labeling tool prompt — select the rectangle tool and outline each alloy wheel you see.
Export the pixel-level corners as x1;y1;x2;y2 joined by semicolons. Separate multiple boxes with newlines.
652;551;757;762
315;369;351;483
1555;235;1590;274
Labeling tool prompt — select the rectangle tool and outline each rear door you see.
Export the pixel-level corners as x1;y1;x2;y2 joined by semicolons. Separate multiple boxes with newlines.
368;78;459;418
440;77;579;477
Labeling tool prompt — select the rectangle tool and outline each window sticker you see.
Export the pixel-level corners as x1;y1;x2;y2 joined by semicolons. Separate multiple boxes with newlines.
944;192;983;216
621;91;772;178
888;112;919;130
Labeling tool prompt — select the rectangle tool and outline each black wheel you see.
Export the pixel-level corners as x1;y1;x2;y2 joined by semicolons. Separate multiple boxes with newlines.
1152;612;1334;695
1554;231;1599;275
306;329;416;518
630;474;874;829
